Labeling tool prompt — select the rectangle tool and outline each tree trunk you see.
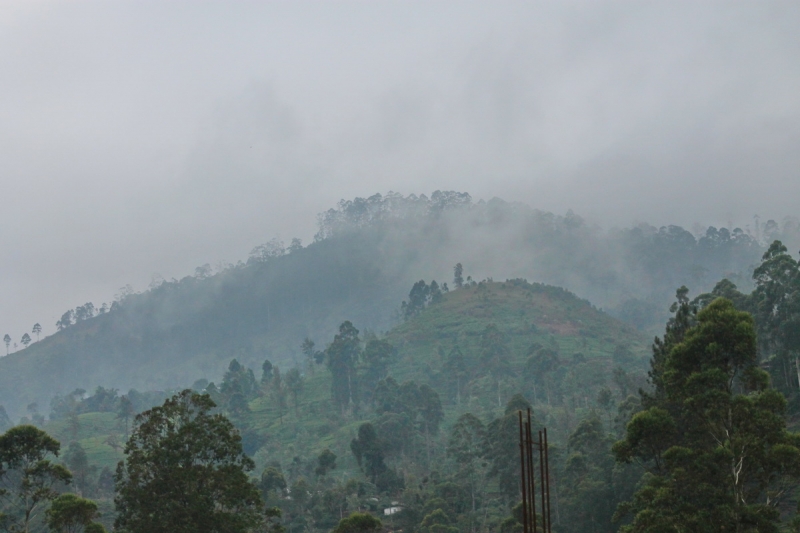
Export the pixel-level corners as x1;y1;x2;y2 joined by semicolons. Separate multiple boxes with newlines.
794;356;800;390
425;425;431;470
347;370;353;411
470;476;477;533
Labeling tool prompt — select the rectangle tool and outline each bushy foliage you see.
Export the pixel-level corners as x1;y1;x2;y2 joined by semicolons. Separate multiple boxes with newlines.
114;390;265;533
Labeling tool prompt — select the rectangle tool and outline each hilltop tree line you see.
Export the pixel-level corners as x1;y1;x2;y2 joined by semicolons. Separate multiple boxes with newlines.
314;192;800;329
1;323;42;355
2;300;110;356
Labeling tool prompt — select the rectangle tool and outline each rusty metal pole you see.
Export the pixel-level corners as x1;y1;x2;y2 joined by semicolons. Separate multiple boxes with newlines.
526;409;537;533
518;411;528;533
538;430;547;533
544;428;552;533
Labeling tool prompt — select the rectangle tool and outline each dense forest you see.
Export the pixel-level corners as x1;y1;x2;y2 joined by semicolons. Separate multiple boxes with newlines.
1;192;798;419
3;192;800;532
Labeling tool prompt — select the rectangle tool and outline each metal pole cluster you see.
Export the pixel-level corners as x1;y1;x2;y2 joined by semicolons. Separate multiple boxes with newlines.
518;409;551;533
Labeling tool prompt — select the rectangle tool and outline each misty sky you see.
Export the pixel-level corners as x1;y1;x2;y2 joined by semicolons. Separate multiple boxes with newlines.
1;1;799;347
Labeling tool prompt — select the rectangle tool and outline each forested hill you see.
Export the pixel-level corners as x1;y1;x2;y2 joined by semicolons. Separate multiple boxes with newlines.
1;191;795;417
19;278;652;533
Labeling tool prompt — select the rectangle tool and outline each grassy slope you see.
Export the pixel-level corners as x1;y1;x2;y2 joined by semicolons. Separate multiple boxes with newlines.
388;279;647;378
383;280;650;446
45;412;126;469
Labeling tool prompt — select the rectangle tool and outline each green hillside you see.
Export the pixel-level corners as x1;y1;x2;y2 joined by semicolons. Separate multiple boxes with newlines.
0;191;771;420
37;280;647;490
11;246;800;533
388;279;647;379
224;279;649;471
22;279;651;533
0;233;405;419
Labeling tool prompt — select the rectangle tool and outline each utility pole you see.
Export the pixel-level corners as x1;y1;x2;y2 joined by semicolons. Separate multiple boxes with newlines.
518;409;551;533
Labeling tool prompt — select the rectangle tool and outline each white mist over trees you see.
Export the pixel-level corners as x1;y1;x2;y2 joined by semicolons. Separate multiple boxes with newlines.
0;191;795;418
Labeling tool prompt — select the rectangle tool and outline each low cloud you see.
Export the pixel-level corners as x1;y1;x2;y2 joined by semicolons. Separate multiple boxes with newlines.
0;1;798;343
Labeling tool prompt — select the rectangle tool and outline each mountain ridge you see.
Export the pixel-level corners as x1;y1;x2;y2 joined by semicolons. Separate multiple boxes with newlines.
0;191;783;417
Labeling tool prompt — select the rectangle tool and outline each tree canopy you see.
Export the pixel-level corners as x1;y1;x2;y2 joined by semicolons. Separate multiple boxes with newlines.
0;424;72;532
113;390;265;533
614;298;800;532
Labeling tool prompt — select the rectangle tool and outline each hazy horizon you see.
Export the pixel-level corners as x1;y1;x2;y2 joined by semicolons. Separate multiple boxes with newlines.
1;1;799;348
